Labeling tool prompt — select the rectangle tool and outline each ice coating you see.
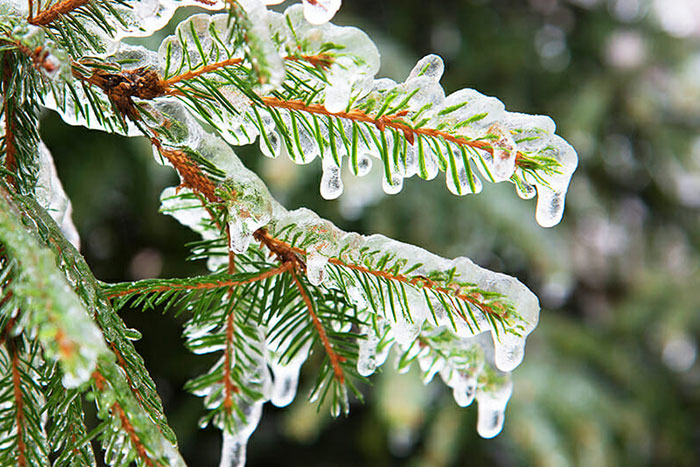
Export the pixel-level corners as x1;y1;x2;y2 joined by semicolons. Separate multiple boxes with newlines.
268;342;311;407
476;377;513;439
302;0;342;25
218;401;263;467
34;142;80;248
320;155;344;199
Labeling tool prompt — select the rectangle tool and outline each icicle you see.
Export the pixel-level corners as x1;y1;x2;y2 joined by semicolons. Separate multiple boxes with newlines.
320;156;344;199
306;250;329;285
302;0;342;25
218;400;263;467
259;129;281;158
476;378;513;439
269;343;310;407
357;325;380;377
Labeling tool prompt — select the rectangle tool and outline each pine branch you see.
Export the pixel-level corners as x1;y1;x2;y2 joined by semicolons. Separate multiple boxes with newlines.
8;337;27;467
291;269;345;383
91;370;158;467
2;56;17;189
258;95;532;169
29;0;90;26
107;264;291;300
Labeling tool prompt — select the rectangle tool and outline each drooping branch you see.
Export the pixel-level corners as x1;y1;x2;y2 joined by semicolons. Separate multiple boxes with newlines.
254;229;507;320
259;96;528;167
92;371;157;467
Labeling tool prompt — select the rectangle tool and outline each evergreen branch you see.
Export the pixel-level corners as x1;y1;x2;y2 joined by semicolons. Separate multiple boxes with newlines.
0;184;109;385
258;96;530;169
92;370;158;467
6;189;181;449
8;337;27;467
254;228;507;322
29;0;91;26
106;263;292;299
2;56;16;189
163;53;333;89
291;269;345;383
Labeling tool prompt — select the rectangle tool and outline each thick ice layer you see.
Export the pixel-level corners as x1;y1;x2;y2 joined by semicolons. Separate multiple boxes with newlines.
35;142;80;248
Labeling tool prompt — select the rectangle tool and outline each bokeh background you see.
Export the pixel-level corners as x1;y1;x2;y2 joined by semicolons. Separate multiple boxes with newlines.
40;0;700;465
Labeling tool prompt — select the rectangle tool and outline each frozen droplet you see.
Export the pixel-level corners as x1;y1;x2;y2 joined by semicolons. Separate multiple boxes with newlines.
476;379;513;439
270;344;309;407
534;186;565;228
320;157;344;199
451;373;477;407
382;173;404;195
515;179;536;199
123;328;143;341
302;0;341;25
228;217;254;254
492;337;525;373
351;153;373;177
407;54;445;82
259;130;281;158
306;251;329;286
357;326;379;376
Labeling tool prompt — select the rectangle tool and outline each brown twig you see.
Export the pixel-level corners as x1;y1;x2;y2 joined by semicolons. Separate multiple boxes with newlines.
149;136;219;203
259;96;526;165
29;0;90;26
253;229;505;319
92;371;157;467
106;263;292;299
162;53;334;89
291;270;345;383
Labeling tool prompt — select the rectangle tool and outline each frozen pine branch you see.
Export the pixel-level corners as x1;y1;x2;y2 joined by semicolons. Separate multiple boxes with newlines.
0;0;578;465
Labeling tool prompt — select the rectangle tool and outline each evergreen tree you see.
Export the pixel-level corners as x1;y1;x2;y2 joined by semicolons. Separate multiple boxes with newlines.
0;0;578;465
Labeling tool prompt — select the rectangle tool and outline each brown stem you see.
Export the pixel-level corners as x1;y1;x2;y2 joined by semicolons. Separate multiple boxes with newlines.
163;53;334;89
254;229;505;319
29;0;90;26
92;371;157;467
291;270;345;383
150;137;219;202
107;263;292;299
259;96;526;165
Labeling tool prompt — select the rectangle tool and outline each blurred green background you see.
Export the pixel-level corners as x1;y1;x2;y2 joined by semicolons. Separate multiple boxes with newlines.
40;0;700;465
